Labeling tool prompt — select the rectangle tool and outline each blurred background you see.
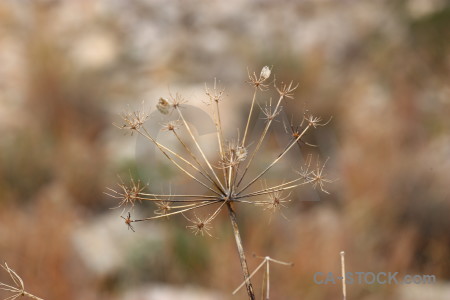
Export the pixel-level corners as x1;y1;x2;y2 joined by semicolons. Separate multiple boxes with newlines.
0;0;449;299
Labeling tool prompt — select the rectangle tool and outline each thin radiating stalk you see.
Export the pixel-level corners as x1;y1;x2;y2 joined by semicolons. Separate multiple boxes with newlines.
235;179;313;200
242;88;258;147
227;202;255;300
215;99;225;158
133;200;222;221
157;202;202;210
207;198;228;222
237;124;311;195
140;193;217;198
176;108;226;192
236;95;284;188
214;99;229;189
141;128;208;177
137;128;222;196
238;177;303;198
136;197;219;203
172;129;224;192
0;263;44;300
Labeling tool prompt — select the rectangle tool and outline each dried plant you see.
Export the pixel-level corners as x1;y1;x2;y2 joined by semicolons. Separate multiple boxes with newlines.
0;263;44;300
107;66;332;299
340;251;347;300
233;255;293;299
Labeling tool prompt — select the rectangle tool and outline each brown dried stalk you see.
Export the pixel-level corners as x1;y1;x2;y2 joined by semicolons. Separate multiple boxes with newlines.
0;263;44;300
107;66;332;299
233;255;293;299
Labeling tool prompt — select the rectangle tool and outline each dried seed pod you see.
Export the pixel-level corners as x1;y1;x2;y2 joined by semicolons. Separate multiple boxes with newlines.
260;66;271;81
157;97;171;115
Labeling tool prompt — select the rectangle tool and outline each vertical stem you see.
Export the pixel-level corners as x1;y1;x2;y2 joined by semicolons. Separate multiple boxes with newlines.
340;251;346;300
227;202;255;300
266;261;270;300
242;88;258;147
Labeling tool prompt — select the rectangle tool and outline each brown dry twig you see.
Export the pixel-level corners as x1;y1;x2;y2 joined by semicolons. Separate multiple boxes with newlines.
0;263;44;300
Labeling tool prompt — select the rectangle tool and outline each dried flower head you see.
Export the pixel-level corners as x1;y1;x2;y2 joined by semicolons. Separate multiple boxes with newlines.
304;114;332;128
259;98;283;122
161;120;182;132
263;190;291;213
205;78;225;104
275;81;299;99
121;212;135;232
309;157;333;194
115;101;149;134
168;92;187;108
247;66;272;90
183;212;214;237
105;174;147;213
154;200;172;217
255;181;291;221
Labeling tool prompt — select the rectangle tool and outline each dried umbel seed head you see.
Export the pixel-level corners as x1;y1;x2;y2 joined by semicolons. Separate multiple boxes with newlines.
247;66;272;90
154;201;172;217
161;120;182;132
121;212;135;232
260;66;271;81
115;101;149;134
157;97;171;115
184;213;214;237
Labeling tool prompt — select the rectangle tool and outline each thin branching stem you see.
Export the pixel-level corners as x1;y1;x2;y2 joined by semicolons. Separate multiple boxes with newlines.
242;87;258;148
139;193;217;198
162;203;200;209
136;197;219;203
237;124;311;196
215;99;225;158
137;128;222;196
0;263;44;300
214;98;229;189
176;108;226;193
133;200;222;221
233;256;293;297
233;259;267;295
239;177;303;197
235;179;313;200
205;80;228;189
172;129;224;192
236;95;284;188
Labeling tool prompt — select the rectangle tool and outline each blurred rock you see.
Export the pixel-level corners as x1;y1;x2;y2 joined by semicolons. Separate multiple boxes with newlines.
71;210;166;277
121;284;227;300
397;282;450;300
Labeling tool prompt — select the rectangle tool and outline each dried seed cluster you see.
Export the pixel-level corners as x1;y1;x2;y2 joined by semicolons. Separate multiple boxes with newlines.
106;66;333;299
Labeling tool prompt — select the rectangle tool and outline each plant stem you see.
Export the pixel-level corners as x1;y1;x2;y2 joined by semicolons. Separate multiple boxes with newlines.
226;202;255;300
